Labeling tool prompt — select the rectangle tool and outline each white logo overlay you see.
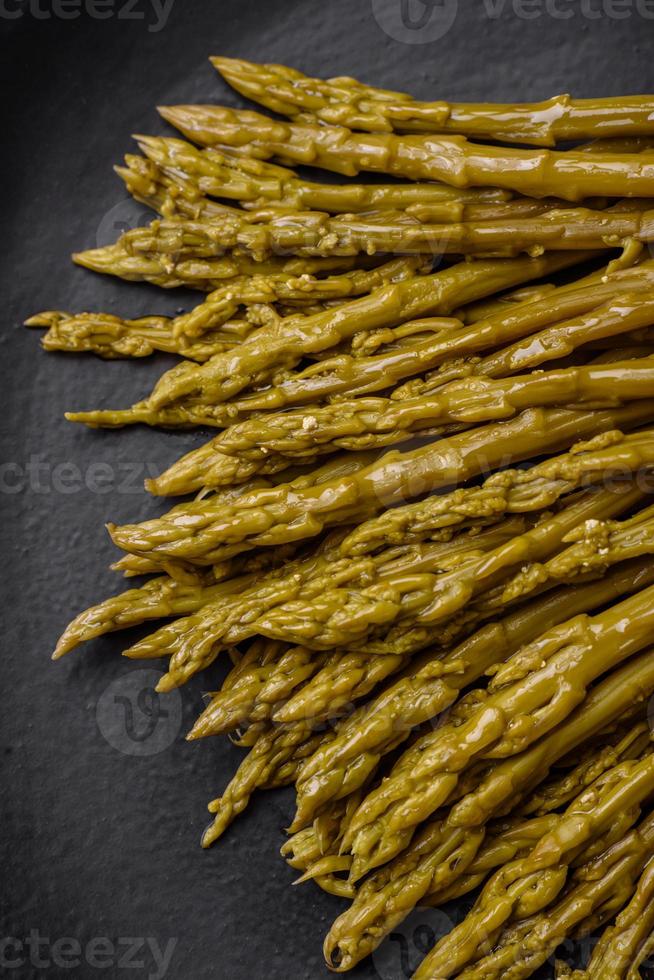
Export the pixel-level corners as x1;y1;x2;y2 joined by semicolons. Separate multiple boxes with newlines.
96;197;155;248
96;669;183;756
371;906;454;979
371;0;459;43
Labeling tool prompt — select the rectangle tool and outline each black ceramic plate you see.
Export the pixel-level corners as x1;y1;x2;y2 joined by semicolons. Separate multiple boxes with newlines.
2;3;653;977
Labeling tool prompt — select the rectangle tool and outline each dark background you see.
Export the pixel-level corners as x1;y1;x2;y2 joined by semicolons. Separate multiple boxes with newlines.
1;1;653;977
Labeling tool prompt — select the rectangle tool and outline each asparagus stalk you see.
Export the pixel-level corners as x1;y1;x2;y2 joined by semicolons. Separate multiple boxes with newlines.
341;427;654;557
158;104;654;201
135;133;513;214
342;578;654;880
187;645;328;739
425;725;653;907
499;500;654;606
213;58;654;148
410;751;654;978
567;856;654;979
413;811;654;980
147;281;654;494
99;260;650;443
322;653;654;971
29;256;423;360
107;404;654;567
67;252;587;428
119;205;654;261
25;309;255;361
245;487;644;655
73;239;364;291
127;475;645;697
162;357;654;480
201;721;331;847
122;518;526;692
291;558;654;829
69;259;621;433
517;722;652;818
52;571;259;659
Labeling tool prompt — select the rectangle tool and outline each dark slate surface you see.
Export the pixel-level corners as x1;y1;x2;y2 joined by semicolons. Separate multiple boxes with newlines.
1;2;653;977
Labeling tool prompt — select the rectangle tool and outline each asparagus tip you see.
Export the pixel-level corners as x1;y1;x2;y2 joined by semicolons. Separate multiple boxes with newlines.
157;106;175;124
24;313;52;328
155;673;176;693
210;55;245;75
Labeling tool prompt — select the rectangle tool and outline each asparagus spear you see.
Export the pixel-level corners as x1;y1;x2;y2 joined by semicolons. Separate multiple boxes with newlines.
73;239;364;291
566;856;654;979
135;133;513;214
187;645;328;739
53;452;378;658
201;721;331;847
108;404;654;567
70;256;625;434
248;486;645;654
120;205;654;261
123;518;527;691
67;252;587;428
413;812;654;980
213;58;654;147
110;259;650;445
25;309;255;361
164;357;654;479
291;558;654;829
342;578;654;880
425;726;653;907
322;652;654;971
127;475;645;696
500;501;654;606
341;427;654;557
410;751;654;978
158;104;654;201
282;791;365;899
518;721;652;818
29;255;424;360
52;571;259;659
147;282;654;493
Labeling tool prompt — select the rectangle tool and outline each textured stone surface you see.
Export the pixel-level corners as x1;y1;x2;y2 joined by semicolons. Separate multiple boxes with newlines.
0;2;652;977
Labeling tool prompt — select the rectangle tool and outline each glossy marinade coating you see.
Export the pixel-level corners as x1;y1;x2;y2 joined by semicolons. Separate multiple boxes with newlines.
164;357;654;475
134;133;512;214
74;258;651;436
322;653;654;971
122;477;646;697
410;752;654;978
565;855;654;979
28;256;424;359
340;580;654;882
291;559;654;829
106;404;654;567
66;252;586;428
158;104;654;201
214;58;654;148
413;811;654;979
118;205;654;261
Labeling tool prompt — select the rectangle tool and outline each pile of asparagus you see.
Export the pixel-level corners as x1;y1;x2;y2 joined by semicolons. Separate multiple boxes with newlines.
33;57;654;978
